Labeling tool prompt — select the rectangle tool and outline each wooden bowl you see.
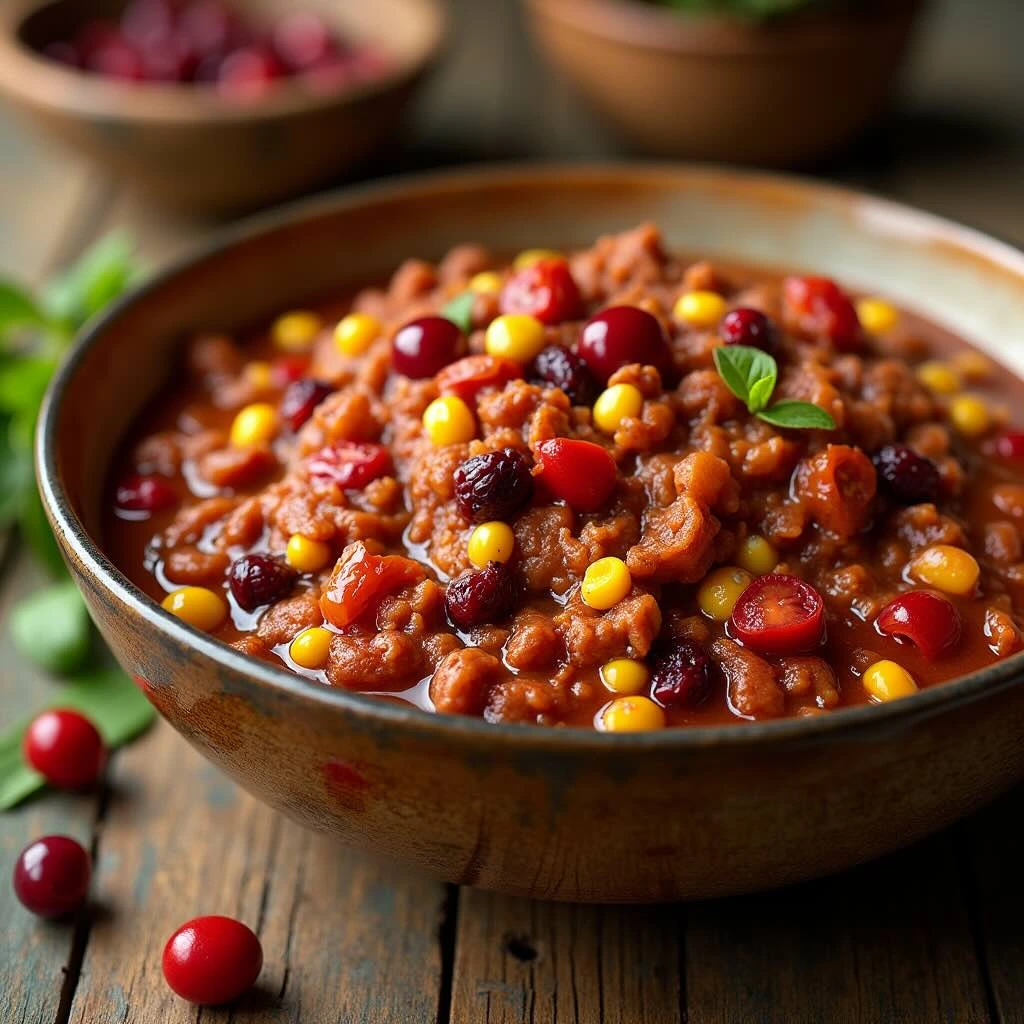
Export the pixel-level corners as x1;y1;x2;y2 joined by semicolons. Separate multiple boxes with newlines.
37;166;1024;902
523;0;924;166
0;0;445;215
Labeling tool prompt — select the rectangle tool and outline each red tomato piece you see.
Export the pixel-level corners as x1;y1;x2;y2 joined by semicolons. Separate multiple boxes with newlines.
320;542;427;629
875;590;962;658
500;259;582;325
272;355;311;386
535;438;618;512
435;355;522;403
23;709;106;790
783;275;860;349
162;915;263;1005
729;574;826;655
307;442;392;490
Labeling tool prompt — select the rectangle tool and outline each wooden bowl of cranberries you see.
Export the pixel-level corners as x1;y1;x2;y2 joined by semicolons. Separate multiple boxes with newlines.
0;0;445;214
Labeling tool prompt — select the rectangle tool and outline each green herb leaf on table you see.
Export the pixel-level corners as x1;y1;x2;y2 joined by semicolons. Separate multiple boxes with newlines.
10;581;92;675
441;291;476;335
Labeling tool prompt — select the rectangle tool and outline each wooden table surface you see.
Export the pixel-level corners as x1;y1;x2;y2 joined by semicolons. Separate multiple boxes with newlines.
3;1;1024;1021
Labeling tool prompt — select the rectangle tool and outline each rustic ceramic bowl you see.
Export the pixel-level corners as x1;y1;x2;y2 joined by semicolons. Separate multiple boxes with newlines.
523;0;924;166
0;0;445;215
38;166;1024;902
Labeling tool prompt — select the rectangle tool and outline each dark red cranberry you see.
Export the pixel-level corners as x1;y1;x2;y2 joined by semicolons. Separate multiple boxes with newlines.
783;276;860;350
875;591;962;658
729;574;826;655
530;345;596;405
535;438;617;512
163;915;263;1005
279;377;333;431
446;562;518;631
116;473;177;513
121;0;175;45
500;259;582;325
720;307;778;352
84;34;145;80
217;46;284;99
23;709;106;790
179;0;239;57
271;12;335;71
228;554;296;612
578;306;672;384
12;836;91;918
650;640;710;708
307;442;392;490
993;430;1024;461
139;30;199;82
873;444;941;505
392;316;465;379
453;448;534;523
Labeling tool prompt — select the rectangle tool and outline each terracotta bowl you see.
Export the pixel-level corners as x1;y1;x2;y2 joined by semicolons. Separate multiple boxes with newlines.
523;0;924;166
0;0;445;215
38;166;1024;902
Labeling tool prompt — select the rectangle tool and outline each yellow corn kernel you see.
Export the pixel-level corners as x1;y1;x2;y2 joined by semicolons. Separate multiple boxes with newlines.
468;271;503;294
600;658;650;696
422;395;476;446
581;557;632;611
290;626;333;669
673;290;728;328
514;248;563;270
286;534;332;573
244;360;273;390
467;521;516;568
949;395;991;438
736;535;778;576
910;544;980;596
161;586;227;632
593;383;644;435
916;361;960;395
950;350;995;382
484;313;546;363
697;566;753;622
229;403;278;448
334;312;381;357
597;696;666;732
862;660;918;703
855;297;899;335
272;310;321;352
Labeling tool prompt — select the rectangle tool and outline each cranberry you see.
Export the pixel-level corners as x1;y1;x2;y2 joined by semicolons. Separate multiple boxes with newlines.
873;444;941;505
729;574;826;655
445;561;518;631
12;836;91;918
84;34;145;80
279;377;333;431
500;259;582;325
993;430;1024;461
392;316;465;379
530;345;597;405
435;355;522;404
139;31;199;82
179;0;239;57
271;12;335;71
875;591;962;658
783;276;860;349
116;473;177;513
453;448;534;523
23;709;106;789
121;0;175;45
578;306;672;384
227;554;296;612
217;46;284;100
163;915;263;1005
535;438;618;512
307;442;392;490
650;640;710;708
720;307;778;352
320;542;426;629
272;354;310;385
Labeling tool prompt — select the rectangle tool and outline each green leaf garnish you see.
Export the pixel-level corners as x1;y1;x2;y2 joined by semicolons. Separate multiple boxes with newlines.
0;282;47;339
441;291;476;335
713;344;836;431
10;581;92;675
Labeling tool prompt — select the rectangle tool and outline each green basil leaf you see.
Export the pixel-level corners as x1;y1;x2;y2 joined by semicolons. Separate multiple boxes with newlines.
756;400;837;430
441;291;476;335
0;281;46;337
0;356;56;415
747;375;775;414
41;233;139;330
10;581;91;675
0;666;156;810
713;345;777;409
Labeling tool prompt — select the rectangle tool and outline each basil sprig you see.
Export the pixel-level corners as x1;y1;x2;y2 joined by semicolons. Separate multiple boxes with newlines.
713;345;836;430
441;291;476;335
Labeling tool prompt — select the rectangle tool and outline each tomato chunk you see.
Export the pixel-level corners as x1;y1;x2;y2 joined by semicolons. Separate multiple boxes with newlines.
992;430;1024;461
307;442;392;490
271;355;311;385
783;275;860;349
500;259;582;325
320;542;426;629
435;354;522;404
535;438;617;512
729;573;826;655
875;590;962;658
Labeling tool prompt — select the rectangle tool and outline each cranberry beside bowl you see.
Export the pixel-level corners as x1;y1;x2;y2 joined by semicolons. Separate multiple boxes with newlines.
37;167;1024;901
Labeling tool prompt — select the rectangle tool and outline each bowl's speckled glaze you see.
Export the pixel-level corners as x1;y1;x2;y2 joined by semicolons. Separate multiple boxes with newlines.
38;167;1024;901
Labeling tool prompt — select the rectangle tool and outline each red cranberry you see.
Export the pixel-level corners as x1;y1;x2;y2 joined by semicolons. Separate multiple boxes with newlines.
392;316;464;379
783;276;860;350
279;377;333;431
179;0;239;57
500;259;582;325
116;473;177;513
453;448;534;523
139;31;199;82
320;542;425;629
650;639;710;708
446;562;518;631
535;438;617;512
530;345;596;405
163;915;263;1005
875;591;962;658
120;0;175;45
873;444;941;505
578;306;672;384
993;430;1024;461
720;307;778;352
84;35;145;80
729;574;826;655
227;554;296;612
271;12;335;71
217;46;284;100
23;709;106;790
435;355;522;405
307;442;392;490
12;836;91;918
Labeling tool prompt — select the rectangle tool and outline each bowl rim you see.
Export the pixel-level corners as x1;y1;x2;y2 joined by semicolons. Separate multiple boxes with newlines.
0;0;446;124
37;161;1024;752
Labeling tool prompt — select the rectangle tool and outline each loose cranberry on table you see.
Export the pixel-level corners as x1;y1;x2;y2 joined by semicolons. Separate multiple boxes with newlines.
500;259;582;325
875;591;962;658
783;276;860;349
279;377;334;431
320;541;426;629
530;345;597;405
307;442;392;490
163;915;263;1005
729;574;827;655
116;473;177;513
446;561;518;631
391;316;465;379
12;835;91;918
535;438;618;512
578;306;672;383
720;307;779;352
228;554;296;612
436;355;522;405
24;709;106;790
650;640;710;709
873;444;941;505
454;448;534;523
